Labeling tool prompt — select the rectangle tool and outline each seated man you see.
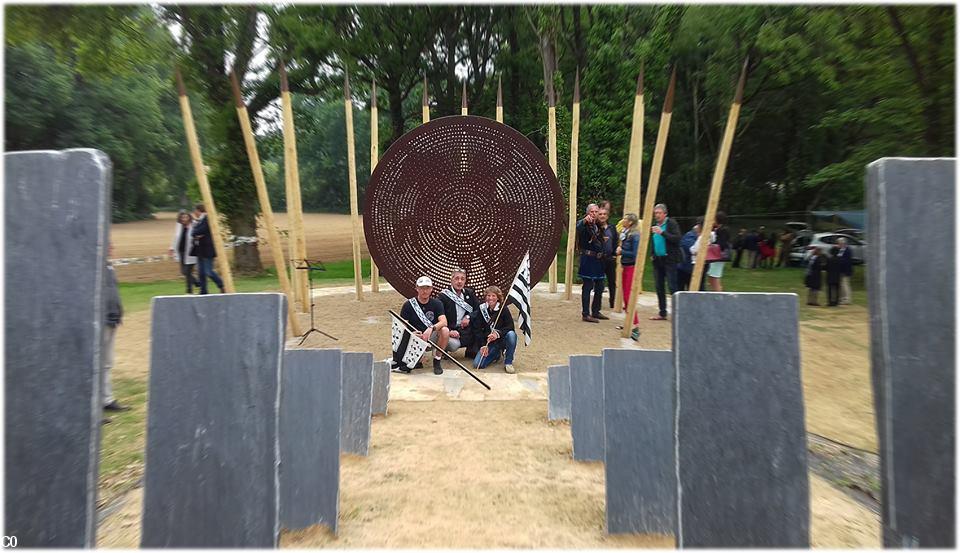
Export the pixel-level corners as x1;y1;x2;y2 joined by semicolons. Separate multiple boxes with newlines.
394;275;449;375
438;268;480;358
471;286;518;374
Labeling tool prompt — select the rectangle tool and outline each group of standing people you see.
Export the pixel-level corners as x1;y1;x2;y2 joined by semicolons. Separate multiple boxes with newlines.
392;270;520;375
804;238;854;306
576;201;731;339
732;227;794;269
168;204;224;295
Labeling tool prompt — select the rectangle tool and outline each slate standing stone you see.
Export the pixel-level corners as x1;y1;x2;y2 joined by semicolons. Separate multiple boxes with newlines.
280;349;341;533
867;158;956;548
569;355;604;461
602;348;675;536
371;359;391;416
341;352;374;456
142;293;287;548
547;365;571;421
4;149;111;547
673;292;809;547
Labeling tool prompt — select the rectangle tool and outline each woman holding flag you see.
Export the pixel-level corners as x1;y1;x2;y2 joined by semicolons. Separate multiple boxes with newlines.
471;286;518;373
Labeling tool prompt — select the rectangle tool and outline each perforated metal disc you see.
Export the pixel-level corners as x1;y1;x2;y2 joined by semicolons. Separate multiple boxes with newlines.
364;115;565;299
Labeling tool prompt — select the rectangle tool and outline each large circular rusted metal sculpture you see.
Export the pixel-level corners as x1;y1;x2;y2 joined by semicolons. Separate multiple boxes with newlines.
364;115;565;299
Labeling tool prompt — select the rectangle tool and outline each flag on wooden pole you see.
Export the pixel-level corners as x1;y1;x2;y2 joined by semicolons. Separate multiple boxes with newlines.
391;313;430;369
507;251;533;346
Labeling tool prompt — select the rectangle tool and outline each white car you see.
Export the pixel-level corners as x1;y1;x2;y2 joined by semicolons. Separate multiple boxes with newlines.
789;233;866;265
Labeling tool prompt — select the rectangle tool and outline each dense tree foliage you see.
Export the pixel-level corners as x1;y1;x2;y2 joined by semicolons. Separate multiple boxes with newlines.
5;4;953;270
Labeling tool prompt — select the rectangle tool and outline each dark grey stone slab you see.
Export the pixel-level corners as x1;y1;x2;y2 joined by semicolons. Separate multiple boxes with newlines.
341;352;374;456
673;292;809;547
280;349;341;533
547;365;571;421
142;293;287;548
4;149;111;547
602;348;675;536
371;359;391;416
569;355;604;461
867;158;955;548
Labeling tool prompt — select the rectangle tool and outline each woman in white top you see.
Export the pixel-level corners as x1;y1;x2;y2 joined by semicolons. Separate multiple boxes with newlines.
168;210;198;294
690;218;716;292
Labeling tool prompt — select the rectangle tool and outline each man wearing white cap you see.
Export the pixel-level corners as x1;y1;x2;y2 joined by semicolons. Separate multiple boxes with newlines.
395;275;449;374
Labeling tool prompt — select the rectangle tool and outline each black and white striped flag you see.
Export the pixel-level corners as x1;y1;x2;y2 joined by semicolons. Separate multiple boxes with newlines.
391;313;430;368
507;251;533;345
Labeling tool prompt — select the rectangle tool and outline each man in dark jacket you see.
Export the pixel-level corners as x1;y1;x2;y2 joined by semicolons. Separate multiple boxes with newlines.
597;205;619;309
102;244;130;420
191;203;225;295
438;268;480;358
744;229;759;269
649;203;682;320
576;203;606;322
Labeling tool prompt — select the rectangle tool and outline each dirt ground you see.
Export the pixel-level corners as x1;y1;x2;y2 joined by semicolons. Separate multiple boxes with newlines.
97;285;879;548
111;212;366;282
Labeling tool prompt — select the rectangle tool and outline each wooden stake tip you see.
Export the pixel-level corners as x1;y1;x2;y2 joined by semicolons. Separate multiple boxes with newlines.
278;59;289;93
228;72;244;108
174;67;187;97
663;66;677;113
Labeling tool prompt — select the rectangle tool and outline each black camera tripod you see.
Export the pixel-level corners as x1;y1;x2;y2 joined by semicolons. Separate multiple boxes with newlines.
294;259;338;345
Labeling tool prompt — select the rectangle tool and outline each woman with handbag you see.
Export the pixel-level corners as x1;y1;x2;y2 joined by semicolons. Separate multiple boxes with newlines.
691;212;730;292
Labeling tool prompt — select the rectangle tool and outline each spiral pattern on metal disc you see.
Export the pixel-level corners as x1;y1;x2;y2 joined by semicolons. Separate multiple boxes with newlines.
364;115;565;299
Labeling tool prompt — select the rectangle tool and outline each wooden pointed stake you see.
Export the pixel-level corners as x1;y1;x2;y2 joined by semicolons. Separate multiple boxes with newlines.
230;72;300;335
547;76;559;293
369;78;380;293
461;80;468;116
344;69;364;301
615;62;645;312
421;76;430;124
623;66;677;338
689;58;749;292
174;67;236;293
496;76;504;123
564;69;581;301
278;60;311;312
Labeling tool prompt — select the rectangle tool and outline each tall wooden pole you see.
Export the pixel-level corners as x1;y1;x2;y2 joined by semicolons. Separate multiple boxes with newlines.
623;68;677;338
230;72;301;335
461;81;468;116
279;61;310;312
421;77;430;124
547;78;559;293
344;70;364;301
369;78;380;293
174;68;235;293
564;70;581;301
615;66;645;312
496;77;504;123
690;59;749;291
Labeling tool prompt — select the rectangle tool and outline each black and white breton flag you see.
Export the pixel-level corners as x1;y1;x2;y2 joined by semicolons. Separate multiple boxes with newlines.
507;251;533;345
391;313;430;368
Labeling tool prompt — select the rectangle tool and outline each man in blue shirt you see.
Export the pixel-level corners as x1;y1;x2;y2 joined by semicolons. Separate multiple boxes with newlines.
649;203;682;320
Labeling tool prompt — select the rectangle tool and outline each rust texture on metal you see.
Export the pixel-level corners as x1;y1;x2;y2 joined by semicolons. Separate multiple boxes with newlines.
363;115;565;299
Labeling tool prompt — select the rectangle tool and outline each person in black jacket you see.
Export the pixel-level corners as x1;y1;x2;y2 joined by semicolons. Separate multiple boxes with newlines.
837;237;854;305
471;286;518;373
825;246;842;306
597;205;619;309
438;268;480;358
804;249;824;306
649;203;682;321
191;203;225;295
576;203;607;322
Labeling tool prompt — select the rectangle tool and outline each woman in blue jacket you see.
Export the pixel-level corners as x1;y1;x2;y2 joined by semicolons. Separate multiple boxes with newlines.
616;213;640;340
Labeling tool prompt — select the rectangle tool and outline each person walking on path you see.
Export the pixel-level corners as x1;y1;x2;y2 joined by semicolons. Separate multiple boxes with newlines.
576;203;607;322
616;213;641;340
837;237;854;304
102;244;130;421
191;203;225;295
649;203;681;321
168;210;198;294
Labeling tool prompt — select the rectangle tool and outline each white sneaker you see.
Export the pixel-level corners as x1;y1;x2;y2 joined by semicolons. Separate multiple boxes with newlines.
505;364;516;374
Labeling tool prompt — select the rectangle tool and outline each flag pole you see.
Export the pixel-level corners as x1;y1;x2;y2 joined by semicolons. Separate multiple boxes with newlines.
689;59;749;290
389;310;491;390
